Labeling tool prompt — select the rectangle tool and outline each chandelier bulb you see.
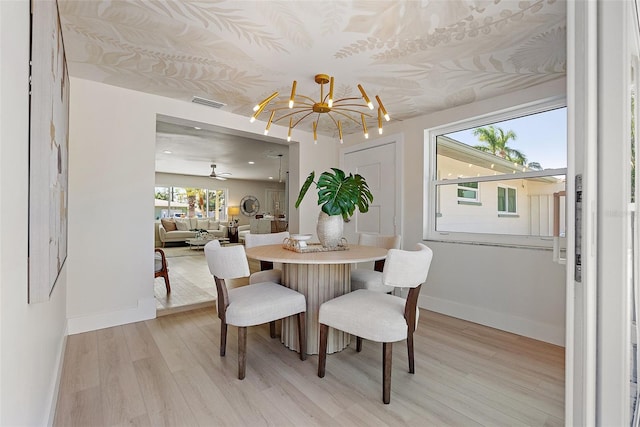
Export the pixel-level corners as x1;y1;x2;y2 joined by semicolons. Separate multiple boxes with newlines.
361;113;368;139
264;110;275;135
287;117;293;141
289;81;297;109
358;84;374;110
328;76;334;108
376;95;390;121
313;121;318;144
378;107;383;135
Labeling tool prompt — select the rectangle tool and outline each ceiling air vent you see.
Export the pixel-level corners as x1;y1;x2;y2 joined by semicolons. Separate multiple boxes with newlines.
191;96;226;109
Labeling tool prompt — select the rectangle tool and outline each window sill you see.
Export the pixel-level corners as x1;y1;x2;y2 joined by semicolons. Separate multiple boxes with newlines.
498;213;519;218
458;201;482;206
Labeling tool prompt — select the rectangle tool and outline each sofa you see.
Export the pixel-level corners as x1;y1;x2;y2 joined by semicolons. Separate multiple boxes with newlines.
158;217;228;246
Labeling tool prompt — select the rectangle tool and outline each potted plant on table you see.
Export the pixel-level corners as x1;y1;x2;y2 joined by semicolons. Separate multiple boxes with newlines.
295;168;373;248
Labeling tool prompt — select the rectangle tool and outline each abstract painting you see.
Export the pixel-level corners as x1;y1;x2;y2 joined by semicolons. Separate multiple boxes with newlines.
29;0;69;303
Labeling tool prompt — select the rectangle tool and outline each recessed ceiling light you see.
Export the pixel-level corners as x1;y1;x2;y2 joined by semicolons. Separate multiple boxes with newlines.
163;150;172;154
194;126;201;130
268;176;273;180
248;161;255;164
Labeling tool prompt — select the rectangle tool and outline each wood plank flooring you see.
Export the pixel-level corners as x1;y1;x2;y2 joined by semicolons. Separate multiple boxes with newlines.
54;308;564;426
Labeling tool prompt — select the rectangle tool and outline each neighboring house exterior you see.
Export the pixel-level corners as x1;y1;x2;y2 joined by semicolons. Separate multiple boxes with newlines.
436;136;566;237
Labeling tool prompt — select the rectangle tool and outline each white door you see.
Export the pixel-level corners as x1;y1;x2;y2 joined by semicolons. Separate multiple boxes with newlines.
568;1;640;424
341;136;402;246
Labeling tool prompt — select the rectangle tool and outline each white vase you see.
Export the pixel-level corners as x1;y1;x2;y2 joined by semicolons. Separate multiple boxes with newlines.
316;211;343;248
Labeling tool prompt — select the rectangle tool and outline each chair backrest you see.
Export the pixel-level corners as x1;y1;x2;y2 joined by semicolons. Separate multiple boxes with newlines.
358;233;401;250
244;231;290;249
204;240;250;279
382;243;433;289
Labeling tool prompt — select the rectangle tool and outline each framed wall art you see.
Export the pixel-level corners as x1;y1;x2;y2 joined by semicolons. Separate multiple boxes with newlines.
28;0;69;303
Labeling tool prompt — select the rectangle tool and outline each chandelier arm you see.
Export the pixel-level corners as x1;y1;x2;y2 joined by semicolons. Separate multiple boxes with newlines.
331;97;362;104
273;109;313;124
291;111;316;128
294;94;317;104
330;110;363;125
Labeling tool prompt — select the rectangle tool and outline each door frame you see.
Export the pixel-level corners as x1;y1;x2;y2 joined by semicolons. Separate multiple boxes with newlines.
340;133;404;243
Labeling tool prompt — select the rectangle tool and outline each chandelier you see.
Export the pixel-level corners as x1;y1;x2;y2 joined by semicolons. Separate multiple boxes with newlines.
250;74;390;144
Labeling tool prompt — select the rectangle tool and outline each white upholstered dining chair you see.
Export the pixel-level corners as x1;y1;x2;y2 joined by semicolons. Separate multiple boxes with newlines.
204;240;307;380
318;243;433;404
350;233;401;293
244;231;289;283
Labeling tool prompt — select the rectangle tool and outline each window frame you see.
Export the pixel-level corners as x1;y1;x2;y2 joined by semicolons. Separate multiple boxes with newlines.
457;181;480;203
497;185;518;215
423;97;567;248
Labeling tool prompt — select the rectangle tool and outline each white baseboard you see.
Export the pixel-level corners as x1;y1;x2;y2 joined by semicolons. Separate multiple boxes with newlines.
45;324;68;427
67;297;156;335
420;295;565;347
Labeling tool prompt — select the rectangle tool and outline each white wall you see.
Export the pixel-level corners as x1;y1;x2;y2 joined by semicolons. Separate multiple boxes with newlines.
0;1;68;425
343;77;567;345
67;77;338;334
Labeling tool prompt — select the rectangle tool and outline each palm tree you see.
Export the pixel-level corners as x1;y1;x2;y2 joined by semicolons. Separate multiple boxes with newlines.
473;125;527;165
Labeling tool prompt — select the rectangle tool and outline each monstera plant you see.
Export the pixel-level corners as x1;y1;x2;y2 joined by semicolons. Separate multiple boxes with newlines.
295;168;373;247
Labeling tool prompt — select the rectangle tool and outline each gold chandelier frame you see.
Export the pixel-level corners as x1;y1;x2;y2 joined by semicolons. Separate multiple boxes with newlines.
250;74;390;144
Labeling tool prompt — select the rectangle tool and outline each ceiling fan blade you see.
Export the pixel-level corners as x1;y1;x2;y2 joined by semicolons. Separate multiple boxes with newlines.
215;176;227;181
218;172;231;176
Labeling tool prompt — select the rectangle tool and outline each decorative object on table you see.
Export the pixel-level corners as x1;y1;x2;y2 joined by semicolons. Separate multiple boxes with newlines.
240;195;260;216
295;168;373;248
250;73;390;144
194;229;210;240
228;225;239;244
283;238;349;254
227;205;240;225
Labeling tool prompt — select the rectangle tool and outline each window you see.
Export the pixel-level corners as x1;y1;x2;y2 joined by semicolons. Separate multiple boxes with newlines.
154;186;227;221
497;186;517;214
458;182;479;203
425;99;567;247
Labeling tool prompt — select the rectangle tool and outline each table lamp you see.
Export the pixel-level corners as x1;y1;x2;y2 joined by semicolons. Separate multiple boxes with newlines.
227;206;240;224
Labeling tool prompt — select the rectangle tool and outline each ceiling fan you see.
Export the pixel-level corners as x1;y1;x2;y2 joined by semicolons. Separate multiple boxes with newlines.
209;164;231;181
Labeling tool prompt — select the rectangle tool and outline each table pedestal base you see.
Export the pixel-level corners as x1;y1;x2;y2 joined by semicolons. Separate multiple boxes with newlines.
281;263;351;354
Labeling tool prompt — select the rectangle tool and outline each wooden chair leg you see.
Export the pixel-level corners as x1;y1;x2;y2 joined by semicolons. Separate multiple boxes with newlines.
163;273;171;293
220;322;228;357
238;326;247;380
356;336;363;352
269;321;276;338
382;342;392;404
407;330;415;374
297;313;306;361
318;324;329;377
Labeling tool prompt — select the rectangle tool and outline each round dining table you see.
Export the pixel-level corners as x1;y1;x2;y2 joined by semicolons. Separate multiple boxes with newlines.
245;243;388;354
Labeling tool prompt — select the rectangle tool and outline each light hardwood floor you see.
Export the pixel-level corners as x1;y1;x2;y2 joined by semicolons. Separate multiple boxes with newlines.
54;306;564;426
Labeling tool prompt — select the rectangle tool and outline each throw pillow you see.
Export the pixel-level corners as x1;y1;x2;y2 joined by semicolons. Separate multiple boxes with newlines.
208;220;220;230
197;219;210;230
160;218;177;232
175;219;189;231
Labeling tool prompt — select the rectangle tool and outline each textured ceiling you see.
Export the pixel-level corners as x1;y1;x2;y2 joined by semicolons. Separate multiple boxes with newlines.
58;0;566;179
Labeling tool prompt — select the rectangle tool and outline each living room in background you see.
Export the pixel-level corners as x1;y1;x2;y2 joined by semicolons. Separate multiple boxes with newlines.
154;186;227;221
28;0;69;303
425;101;567;247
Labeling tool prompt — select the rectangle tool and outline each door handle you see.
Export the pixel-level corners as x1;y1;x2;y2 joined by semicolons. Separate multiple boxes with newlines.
553;190;567;265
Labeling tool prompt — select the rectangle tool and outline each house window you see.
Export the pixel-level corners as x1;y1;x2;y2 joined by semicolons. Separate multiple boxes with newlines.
425;99;567;247
458;182;479;202
497;186;517;214
154;186;227;221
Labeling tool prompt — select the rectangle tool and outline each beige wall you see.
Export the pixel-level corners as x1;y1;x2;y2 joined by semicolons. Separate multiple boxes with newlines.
0;1;68;425
341;78;568;345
